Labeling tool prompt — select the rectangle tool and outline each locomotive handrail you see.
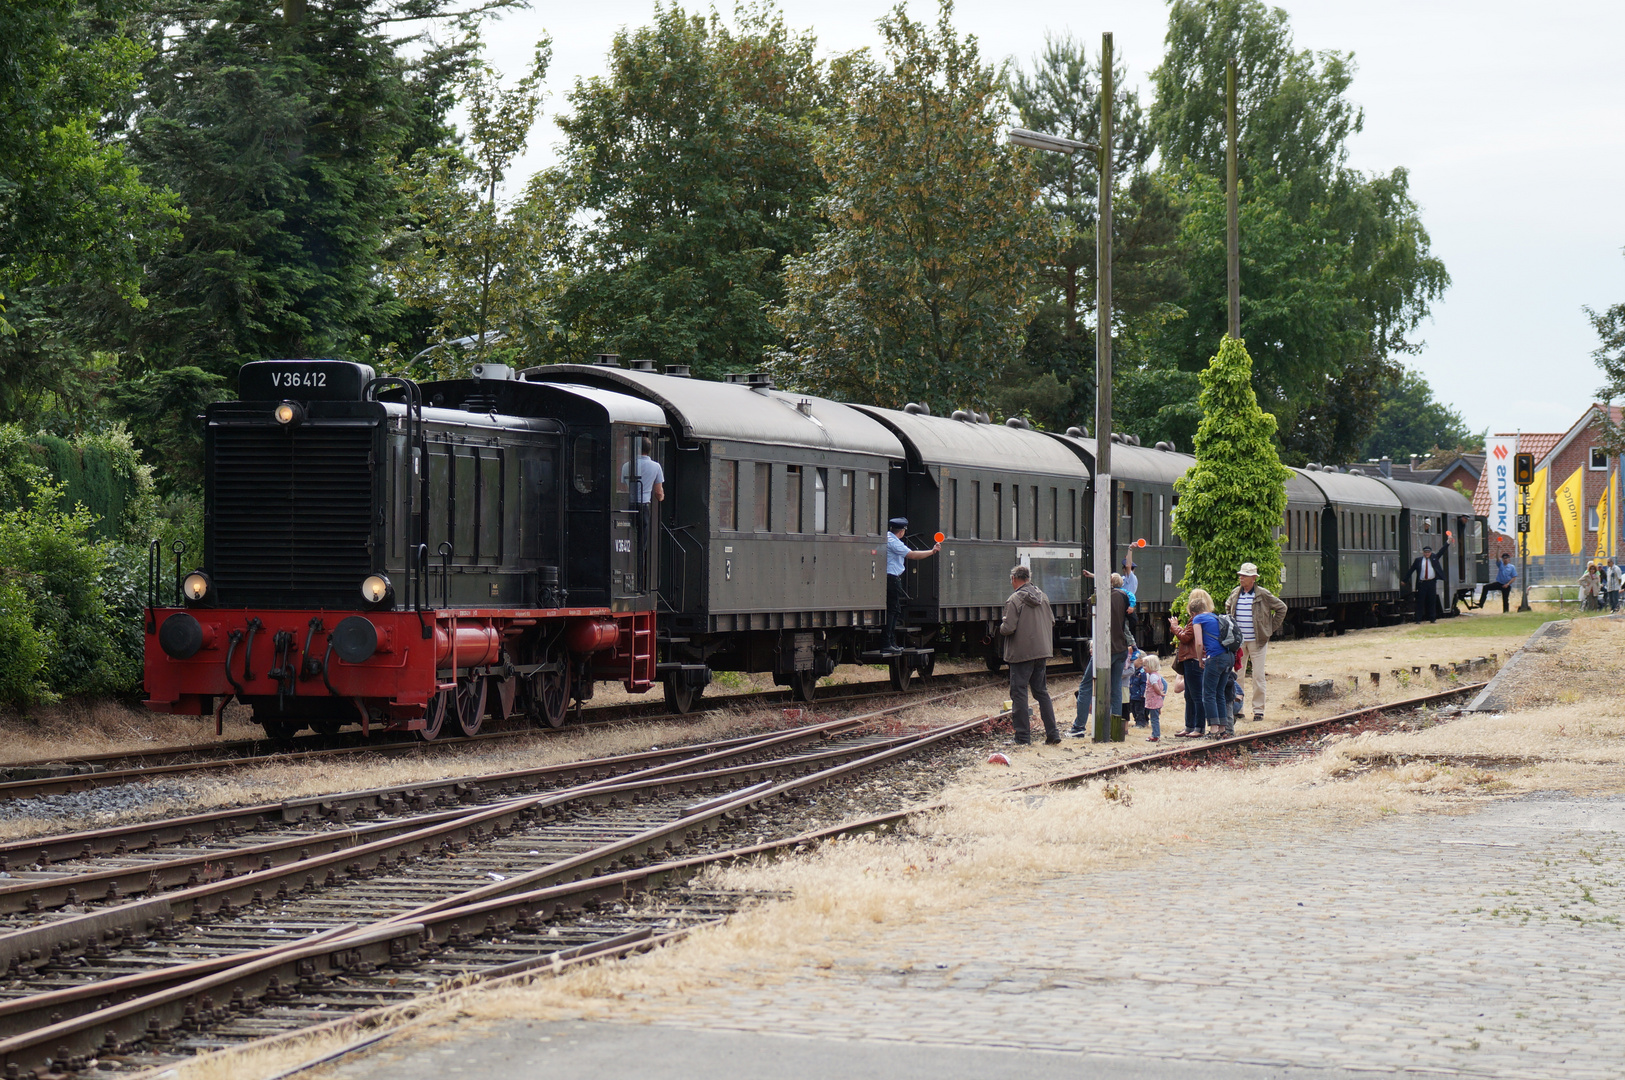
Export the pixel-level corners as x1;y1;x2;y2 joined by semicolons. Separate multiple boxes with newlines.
438;541;454;607
145;539;160;632
170;540;187;606
413;543;431;639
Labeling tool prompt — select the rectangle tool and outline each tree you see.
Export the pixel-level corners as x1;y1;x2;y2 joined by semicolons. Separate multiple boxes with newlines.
0;1;179;334
1149;0;1448;464
1172;336;1290;608
1588;253;1625;453
385;39;565;376
769;0;1058;413
553;4;831;377
999;35;1186;434
1359;367;1473;463
107;0;494;379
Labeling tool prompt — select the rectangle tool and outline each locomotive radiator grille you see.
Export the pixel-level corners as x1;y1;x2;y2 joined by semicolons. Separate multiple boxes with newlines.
211;422;376;607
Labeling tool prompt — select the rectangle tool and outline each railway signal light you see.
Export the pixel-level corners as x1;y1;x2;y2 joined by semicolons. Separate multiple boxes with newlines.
1514;453;1534;486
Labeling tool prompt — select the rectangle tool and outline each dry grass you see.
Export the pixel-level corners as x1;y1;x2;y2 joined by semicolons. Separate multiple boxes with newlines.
0;700;263;764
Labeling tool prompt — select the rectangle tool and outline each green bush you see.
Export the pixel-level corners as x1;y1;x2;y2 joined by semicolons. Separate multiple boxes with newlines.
0;478;142;708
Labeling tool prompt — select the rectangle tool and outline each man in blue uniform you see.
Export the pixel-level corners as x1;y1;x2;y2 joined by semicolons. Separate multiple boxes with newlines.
1485;552;1517;613
884;517;940;654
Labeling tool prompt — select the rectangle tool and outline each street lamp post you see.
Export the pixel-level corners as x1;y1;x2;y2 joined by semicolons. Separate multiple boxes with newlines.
1008;30;1115;741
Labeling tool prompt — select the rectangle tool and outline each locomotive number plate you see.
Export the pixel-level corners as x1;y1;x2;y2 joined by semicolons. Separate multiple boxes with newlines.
269;371;327;388
614;539;633;552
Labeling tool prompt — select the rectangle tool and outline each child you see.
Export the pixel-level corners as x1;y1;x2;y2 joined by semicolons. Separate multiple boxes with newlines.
1127;648;1148;727
1141;655;1167;742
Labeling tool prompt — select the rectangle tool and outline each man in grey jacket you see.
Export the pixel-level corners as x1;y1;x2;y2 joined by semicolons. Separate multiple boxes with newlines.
1000;565;1061;745
1224;561;1289;721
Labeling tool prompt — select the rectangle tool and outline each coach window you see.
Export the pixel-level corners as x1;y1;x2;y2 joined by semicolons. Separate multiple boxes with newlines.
1591;448;1607;470
972;479;983;538
786;465;804;532
993;483;1004;539
869;473;882;533
1030;486;1039;540
1144;492;1156;545
839;470;855;534
1119;488;1134;542
753;463;772;532
1050;488;1059;543
814;468;828;532
716;460;738;531
1068;488;1077;542
948;478;959;538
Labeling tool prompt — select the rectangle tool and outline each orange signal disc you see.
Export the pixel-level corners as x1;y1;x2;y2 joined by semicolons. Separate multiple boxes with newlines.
933;532;945;543
1136;538;1147;547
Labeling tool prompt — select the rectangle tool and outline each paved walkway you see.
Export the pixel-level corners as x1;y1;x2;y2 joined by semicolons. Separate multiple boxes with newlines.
326;792;1625;1080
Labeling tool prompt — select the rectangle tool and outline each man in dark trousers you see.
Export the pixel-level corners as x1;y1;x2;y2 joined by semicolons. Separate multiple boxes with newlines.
882;517;939;654
999;565;1061;745
1407;539;1448;624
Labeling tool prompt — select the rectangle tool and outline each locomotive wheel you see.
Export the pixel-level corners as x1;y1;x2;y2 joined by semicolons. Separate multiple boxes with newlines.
311;720;342;738
664;673;704;714
915;651;934;680
454;676;488;737
787;670;818;703
889;655;913;692
537;666;571;729
418;691;448;741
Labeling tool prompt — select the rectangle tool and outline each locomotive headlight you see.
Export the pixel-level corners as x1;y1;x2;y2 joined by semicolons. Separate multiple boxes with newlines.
182;571;211;604
361;573;394;606
274;400;306;427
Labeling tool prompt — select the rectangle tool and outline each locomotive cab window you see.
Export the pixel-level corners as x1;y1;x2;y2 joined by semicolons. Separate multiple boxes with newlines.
572;434;599;494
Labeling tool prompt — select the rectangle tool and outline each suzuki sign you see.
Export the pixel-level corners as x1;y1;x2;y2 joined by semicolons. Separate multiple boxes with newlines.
1486;436;1518;546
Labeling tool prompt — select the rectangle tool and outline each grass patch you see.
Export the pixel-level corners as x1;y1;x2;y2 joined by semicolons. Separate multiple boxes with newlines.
1397;610;1558;641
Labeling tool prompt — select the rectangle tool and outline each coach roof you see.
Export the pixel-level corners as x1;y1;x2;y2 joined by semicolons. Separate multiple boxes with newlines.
1376;476;1474;515
1047;434;1187;486
854;406;1089;477
521;366;903;457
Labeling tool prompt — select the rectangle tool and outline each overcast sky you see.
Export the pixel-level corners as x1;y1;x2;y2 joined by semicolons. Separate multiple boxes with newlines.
464;0;1625;441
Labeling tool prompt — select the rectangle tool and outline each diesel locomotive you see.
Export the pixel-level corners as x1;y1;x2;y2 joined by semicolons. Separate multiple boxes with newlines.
142;357;1487;739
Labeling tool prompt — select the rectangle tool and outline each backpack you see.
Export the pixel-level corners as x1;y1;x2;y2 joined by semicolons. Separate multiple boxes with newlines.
1212;613;1243;652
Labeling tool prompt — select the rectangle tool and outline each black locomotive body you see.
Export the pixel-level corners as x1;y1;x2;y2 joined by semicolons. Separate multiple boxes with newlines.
145;360;665;738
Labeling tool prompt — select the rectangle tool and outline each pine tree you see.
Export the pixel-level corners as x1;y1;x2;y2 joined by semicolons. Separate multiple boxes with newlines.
111;0;487;377
1172;335;1290;609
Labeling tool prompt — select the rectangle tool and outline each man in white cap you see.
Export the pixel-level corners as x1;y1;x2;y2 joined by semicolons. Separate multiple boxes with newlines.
1225;561;1287;722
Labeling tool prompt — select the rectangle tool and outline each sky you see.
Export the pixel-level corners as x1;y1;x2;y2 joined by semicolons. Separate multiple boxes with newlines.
457;0;1625;441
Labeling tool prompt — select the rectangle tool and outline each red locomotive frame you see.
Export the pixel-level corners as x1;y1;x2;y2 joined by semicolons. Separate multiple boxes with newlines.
143;605;657;735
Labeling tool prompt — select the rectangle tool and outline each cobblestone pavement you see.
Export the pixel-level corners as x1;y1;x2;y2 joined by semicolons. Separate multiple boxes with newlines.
330;793;1625;1079
638;792;1625;1078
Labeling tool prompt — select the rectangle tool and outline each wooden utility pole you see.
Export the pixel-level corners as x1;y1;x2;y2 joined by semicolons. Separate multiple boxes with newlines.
1092;31;1116;741
1226;59;1240;338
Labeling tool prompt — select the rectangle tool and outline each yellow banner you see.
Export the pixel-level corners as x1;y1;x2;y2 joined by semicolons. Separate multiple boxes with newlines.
1555;466;1585;556
1527;467;1547;557
1598;475;1613;558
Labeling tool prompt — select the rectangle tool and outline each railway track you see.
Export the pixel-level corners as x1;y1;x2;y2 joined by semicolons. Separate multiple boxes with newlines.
0;671;1009;803
0;681;1487;1079
0;690;1000;1077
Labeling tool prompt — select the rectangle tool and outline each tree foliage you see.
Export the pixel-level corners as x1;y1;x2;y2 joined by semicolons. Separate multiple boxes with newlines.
1149;0;1448;464
0;0;180;333
1172;336;1290;608
109;0;491;378
554;4;831;377
769;0;1057;413
1589;253;1625;453
998;35;1186;435
1360;367;1474;462
385;39;565;376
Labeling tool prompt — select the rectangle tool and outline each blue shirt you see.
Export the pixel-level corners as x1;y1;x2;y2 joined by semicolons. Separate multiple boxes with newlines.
1495;561;1517;585
886;531;909;576
1192;612;1225;657
1122;571;1139;594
